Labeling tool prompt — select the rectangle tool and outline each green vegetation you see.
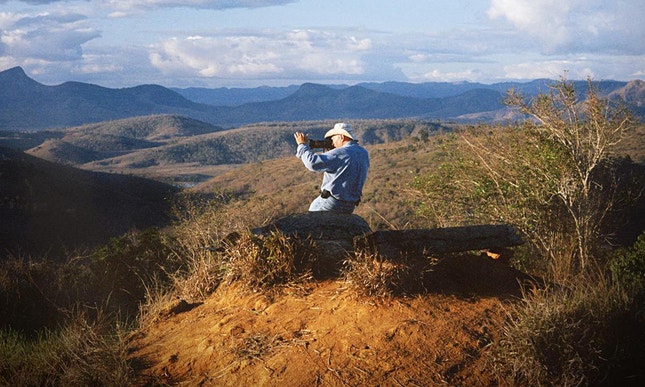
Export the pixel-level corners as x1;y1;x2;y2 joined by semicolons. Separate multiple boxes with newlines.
413;78;639;278
410;78;644;385
1;78;643;385
492;275;643;386
0;313;133;386
0;229;178;385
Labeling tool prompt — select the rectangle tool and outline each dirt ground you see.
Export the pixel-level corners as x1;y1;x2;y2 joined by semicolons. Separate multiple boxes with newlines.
128;254;536;386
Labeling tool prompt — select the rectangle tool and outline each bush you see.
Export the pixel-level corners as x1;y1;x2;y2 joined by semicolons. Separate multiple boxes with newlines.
0;312;134;386
223;231;318;291
89;228;179;317
492;275;644;385
610;231;645;290
342;250;433;298
412;78;639;280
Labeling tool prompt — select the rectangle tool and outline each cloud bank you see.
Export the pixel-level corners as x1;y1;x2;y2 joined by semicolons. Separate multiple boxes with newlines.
0;0;642;87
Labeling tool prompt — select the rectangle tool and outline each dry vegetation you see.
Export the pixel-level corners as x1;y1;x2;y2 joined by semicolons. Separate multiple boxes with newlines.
2;79;645;386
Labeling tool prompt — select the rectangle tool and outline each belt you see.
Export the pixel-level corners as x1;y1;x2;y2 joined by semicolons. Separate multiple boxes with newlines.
321;190;360;206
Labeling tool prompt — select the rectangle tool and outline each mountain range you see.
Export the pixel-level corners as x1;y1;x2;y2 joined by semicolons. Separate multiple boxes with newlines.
2;66;642;132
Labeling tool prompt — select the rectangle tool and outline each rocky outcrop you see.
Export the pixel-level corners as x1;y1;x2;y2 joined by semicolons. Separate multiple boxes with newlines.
355;224;524;259
251;213;523;274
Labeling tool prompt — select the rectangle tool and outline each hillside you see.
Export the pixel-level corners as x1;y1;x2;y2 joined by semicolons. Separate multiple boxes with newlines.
0;67;217;131
216;84;504;123
17;119;451;186
171;85;301;106
127;119;645;385
2;119;644;385
0;146;179;258
25;115;224;166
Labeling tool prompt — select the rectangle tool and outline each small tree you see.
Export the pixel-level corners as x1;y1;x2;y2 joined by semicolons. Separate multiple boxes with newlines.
413;77;636;277
506;77;633;271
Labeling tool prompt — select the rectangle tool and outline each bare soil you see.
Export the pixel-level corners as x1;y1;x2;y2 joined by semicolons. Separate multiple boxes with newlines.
128;254;536;386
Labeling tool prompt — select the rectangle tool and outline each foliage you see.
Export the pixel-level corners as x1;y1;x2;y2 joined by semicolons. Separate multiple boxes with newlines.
412;78;639;278
0;256;92;332
89;228;180;317
0;310;134;386
0;228;179;385
506;77;634;271
610;231;645;290
0;228;178;334
492;275;644;386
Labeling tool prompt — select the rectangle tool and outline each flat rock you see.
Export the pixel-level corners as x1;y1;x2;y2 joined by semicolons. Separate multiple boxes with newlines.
253;212;371;241
355;224;524;259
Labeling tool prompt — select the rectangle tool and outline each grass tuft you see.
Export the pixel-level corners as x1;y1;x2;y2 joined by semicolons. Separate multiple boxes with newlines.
491;272;645;385
0;311;134;386
342;250;434;298
223;231;319;291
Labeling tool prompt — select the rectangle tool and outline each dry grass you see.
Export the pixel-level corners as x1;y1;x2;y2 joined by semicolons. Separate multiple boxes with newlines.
342;250;437;298
0;310;134;386
223;231;319;291
491;271;644;386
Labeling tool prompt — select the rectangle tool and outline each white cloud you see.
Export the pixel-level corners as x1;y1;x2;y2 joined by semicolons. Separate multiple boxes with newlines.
149;29;371;80
0;10;99;61
487;0;645;55
1;0;642;87
503;60;596;80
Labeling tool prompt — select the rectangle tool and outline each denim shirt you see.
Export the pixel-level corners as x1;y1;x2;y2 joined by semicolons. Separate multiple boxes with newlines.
296;141;370;203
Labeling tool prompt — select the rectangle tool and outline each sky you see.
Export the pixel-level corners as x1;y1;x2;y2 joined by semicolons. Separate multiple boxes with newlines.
0;0;643;88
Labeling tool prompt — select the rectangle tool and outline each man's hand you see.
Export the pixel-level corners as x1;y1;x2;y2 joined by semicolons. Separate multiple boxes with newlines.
294;132;309;145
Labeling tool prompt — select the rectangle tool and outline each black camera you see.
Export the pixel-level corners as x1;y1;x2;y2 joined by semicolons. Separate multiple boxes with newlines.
309;138;333;149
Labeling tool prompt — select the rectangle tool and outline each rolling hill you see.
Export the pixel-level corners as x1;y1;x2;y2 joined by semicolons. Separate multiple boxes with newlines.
24;115;224;165
20;119;452;185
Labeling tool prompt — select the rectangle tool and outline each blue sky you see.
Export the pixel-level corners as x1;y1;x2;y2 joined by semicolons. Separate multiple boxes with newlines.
1;0;643;88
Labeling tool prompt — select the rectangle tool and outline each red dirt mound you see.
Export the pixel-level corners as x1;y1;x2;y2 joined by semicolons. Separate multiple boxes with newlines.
128;254;537;386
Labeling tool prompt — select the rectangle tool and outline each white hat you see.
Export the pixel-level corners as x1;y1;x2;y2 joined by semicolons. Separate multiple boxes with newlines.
324;122;356;140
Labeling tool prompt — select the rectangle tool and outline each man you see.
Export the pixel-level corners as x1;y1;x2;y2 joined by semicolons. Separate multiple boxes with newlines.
294;122;370;214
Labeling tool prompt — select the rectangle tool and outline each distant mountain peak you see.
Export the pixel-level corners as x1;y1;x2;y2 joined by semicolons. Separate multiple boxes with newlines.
1;66;27;77
293;83;334;95
0;66;41;88
609;80;645;107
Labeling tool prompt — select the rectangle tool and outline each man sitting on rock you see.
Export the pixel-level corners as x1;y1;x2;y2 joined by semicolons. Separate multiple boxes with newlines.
294;123;370;214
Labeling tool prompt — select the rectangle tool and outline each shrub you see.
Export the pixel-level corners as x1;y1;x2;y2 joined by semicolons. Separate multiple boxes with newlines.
342;250;433;297
166;192;241;301
610;231;645;290
0;311;134;386
89;228;179;317
223;231;318;291
412;78;639;280
492;275;644;386
0;255;92;332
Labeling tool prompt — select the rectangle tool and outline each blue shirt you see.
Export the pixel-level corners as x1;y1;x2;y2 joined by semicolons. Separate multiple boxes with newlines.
296;141;370;203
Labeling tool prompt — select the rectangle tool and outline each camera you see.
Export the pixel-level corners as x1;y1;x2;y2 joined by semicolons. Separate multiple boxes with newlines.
309;138;333;149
